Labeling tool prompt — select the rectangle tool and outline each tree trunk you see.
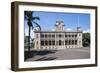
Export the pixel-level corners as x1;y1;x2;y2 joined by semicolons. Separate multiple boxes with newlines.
28;25;31;53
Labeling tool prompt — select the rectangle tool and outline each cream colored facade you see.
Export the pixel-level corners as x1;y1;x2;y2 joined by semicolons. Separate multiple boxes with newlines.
34;21;83;50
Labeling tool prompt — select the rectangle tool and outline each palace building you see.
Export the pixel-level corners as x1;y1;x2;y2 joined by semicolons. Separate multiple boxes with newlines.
33;20;83;50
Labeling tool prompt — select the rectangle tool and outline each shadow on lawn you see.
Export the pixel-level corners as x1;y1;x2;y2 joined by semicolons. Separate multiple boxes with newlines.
24;50;57;61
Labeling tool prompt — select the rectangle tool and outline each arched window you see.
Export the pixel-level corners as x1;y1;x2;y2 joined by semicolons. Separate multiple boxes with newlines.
52;40;55;45
65;34;68;37
45;34;47;38
52;34;55;38
65;40;68;45
59;40;61;46
69;35;71;37
41;34;44;38
75;40;77;45
75;34;77;37
79;34;81;36
72;40;74;45
72;35;74;37
59;34;61;38
49;34;51;38
41;40;44;46
69;40;71;45
49;40;51;45
45;40;48;45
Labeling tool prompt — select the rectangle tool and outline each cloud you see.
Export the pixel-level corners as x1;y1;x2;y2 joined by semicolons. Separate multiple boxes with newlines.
83;29;90;33
51;29;55;31
66;28;72;31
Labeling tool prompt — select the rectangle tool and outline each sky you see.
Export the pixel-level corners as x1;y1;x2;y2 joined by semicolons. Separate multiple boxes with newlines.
24;11;90;38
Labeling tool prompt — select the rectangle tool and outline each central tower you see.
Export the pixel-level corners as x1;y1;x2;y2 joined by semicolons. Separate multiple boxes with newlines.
55;20;65;31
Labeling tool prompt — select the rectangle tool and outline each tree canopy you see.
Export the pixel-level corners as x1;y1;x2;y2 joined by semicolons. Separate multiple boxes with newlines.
82;33;90;47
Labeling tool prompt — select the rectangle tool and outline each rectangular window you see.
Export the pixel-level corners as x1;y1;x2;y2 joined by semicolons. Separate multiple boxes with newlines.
41;41;44;46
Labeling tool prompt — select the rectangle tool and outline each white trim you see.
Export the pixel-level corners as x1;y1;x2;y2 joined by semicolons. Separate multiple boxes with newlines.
18;5;96;68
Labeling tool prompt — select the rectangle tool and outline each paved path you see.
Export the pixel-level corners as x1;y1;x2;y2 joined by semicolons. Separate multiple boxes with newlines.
25;47;90;61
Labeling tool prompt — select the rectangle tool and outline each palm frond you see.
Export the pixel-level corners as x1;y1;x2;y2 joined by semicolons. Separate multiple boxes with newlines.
32;17;40;21
24;15;28;20
25;11;33;19
33;21;41;30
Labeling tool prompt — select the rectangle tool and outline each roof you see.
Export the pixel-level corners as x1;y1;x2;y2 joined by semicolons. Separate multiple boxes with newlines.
34;30;82;33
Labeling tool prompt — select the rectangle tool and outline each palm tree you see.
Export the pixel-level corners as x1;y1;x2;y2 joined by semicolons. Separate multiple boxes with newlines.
24;11;41;52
